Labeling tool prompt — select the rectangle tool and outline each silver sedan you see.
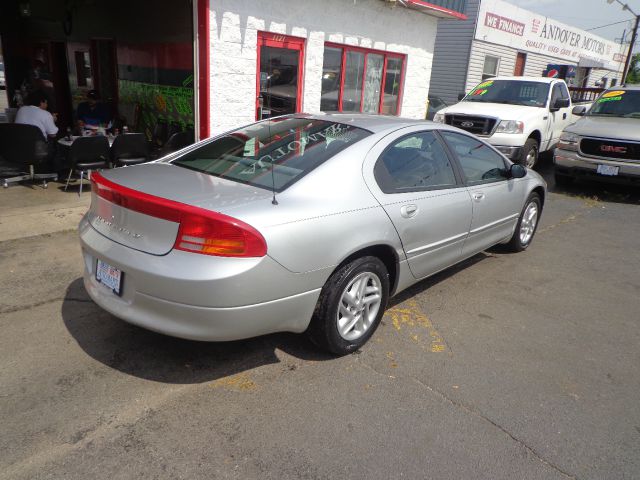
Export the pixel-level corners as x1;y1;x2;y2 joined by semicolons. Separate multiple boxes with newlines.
79;114;546;355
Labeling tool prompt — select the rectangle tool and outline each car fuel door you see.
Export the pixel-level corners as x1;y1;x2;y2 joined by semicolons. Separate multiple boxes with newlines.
363;128;472;280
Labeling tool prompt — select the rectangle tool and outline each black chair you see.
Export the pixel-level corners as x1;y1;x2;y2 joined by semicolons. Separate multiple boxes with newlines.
151;119;169;149
153;130;195;158
167;121;182;140
64;136;110;196
0;124;58;188
110;133;149;167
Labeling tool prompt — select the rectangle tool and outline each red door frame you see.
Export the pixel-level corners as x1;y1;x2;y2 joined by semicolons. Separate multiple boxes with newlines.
197;0;210;140
255;32;306;120
514;52;527;76
325;42;405;115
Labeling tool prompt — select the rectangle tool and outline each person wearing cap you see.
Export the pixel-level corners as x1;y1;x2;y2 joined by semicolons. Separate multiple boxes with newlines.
76;89;111;130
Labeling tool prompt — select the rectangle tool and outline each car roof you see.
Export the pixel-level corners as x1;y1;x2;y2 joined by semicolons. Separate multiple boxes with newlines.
289;112;433;133
616;84;640;91
487;76;558;84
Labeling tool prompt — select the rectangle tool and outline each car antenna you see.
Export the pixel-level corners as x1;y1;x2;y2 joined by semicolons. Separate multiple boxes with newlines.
266;49;278;206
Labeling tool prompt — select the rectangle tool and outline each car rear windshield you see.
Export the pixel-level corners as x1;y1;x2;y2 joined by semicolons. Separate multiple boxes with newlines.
464;80;550;107
588;90;640;118
171;117;371;191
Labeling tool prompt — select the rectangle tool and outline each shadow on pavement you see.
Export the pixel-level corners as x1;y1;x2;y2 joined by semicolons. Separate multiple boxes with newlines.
61;278;334;384
536;153;640;205
389;252;490;307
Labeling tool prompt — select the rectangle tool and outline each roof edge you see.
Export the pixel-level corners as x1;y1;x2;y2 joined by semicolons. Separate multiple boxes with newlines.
401;0;468;20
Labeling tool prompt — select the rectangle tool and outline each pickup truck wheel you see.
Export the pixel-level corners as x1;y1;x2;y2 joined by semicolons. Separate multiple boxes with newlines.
520;139;539;169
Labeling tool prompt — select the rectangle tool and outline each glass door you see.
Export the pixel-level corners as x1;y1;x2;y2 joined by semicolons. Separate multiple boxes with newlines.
256;32;305;120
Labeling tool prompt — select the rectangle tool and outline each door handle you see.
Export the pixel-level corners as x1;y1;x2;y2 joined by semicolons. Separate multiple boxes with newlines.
472;192;485;201
400;204;418;218
563;113;567;120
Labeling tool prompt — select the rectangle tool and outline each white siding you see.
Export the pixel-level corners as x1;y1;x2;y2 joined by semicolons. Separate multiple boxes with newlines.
466;40;624;92
207;0;439;136
585;68;624;89
466;40;569;90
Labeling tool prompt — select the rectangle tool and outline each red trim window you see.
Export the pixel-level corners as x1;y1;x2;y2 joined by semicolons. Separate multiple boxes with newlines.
256;32;306;120
320;43;405;115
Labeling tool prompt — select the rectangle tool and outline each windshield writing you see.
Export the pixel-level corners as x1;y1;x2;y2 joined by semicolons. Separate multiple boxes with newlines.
589;90;640;117
171;118;371;191
464;80;550;107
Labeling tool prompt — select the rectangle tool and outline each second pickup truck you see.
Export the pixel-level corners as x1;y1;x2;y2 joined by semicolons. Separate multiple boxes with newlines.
434;76;576;169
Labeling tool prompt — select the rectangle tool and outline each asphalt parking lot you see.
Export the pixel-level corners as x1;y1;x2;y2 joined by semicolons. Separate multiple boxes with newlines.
1;160;639;480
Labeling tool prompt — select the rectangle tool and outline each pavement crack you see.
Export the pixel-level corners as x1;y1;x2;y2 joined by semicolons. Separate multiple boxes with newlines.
409;376;578;480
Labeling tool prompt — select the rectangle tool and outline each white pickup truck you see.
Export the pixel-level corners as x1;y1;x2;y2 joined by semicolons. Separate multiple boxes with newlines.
433;76;575;169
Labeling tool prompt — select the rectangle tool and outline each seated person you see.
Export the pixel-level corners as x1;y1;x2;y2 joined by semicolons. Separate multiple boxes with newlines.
15;89;58;140
76;89;111;131
14;89;59;173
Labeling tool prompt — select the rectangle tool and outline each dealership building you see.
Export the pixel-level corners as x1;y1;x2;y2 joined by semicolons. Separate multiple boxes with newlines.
0;0;467;141
429;0;628;106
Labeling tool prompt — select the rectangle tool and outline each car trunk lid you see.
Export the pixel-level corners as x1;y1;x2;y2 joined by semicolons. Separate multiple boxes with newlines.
87;163;272;256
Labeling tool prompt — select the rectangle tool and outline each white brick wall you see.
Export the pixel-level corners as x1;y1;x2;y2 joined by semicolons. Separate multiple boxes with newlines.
207;0;439;136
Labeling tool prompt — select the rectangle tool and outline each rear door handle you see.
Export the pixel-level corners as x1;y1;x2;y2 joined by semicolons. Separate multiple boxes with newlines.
472;192;485;201
400;204;418;218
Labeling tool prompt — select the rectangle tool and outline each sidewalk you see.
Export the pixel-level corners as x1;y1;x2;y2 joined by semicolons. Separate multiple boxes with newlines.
0;181;90;242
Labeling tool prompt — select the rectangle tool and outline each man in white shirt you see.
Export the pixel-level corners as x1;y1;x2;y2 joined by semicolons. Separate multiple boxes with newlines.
15;90;58;139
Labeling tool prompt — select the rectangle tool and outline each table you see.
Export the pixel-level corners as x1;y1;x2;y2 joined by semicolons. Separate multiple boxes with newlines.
58;135;115;147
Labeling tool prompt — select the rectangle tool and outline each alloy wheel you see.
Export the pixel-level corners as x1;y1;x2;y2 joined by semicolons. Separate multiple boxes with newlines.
336;272;382;341
519;201;539;245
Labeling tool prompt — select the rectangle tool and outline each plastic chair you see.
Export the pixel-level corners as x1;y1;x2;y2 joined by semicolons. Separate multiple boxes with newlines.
64;136;110;196
0;124;58;188
110;133;149;167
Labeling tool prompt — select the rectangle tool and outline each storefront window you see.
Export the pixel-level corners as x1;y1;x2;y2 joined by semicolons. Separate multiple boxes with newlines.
383;57;403;114
342;51;365;112
321;44;405;115
320;47;343;111
363;53;384;113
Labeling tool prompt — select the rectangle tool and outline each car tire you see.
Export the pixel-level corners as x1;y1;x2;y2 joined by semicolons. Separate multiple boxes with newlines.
505;192;542;252
554;172;574;187
520;139;539;169
307;256;389;356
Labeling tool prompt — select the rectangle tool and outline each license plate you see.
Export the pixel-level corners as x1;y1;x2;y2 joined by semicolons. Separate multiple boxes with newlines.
596;164;619;176
96;259;123;296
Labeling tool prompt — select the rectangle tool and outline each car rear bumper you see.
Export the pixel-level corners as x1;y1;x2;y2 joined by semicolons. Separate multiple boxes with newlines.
554;149;640;183
79;215;324;341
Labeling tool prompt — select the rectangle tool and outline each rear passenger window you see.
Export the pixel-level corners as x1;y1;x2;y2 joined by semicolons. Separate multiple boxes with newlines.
440;131;507;185
374;131;457;193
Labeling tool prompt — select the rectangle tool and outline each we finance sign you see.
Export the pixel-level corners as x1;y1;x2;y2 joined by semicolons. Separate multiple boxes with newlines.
476;0;625;69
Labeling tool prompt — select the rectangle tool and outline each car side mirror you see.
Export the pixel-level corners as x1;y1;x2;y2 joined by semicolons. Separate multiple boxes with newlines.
509;164;527;178
458;92;466;101
551;98;570;111
572;105;587;116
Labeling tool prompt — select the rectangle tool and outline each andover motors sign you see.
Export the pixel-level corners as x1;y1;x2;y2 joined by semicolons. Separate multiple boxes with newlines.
475;0;625;70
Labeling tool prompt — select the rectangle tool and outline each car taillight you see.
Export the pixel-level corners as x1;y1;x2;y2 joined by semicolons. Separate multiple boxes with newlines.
175;213;266;257
91;172;267;257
